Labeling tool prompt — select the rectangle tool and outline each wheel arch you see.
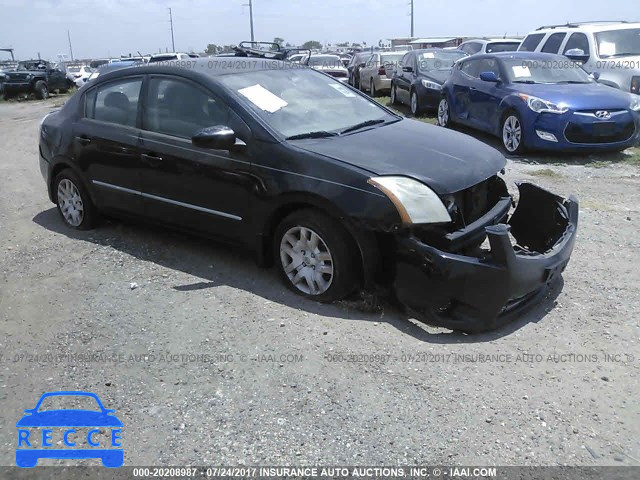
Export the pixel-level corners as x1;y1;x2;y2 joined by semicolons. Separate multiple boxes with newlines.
49;159;95;205
257;192;380;289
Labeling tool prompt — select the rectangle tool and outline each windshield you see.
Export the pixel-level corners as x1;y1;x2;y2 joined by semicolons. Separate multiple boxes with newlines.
594;28;640;58
503;58;593;84
418;51;467;72
218;67;395;138
486;42;520;53
308;55;343;68
17;62;46;71
149;54;178;63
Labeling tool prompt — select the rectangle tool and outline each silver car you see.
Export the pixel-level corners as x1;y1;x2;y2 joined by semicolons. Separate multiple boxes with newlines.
358;51;406;96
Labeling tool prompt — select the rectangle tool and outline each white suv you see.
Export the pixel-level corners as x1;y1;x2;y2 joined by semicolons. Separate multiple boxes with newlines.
518;21;640;95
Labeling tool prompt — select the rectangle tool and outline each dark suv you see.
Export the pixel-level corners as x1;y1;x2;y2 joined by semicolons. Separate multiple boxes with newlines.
3;60;71;100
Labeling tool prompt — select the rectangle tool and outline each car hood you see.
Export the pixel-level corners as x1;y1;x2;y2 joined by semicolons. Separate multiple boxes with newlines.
292;119;506;195
511;82;633;110
16;410;123;427
418;69;452;85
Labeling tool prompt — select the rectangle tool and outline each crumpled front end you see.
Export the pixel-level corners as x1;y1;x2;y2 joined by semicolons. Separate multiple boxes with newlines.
393;182;578;332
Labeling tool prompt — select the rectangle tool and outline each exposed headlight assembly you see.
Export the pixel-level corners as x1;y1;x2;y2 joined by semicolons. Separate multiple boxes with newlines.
519;94;568;114
629;94;640;111
421;79;442;90
368;176;451;224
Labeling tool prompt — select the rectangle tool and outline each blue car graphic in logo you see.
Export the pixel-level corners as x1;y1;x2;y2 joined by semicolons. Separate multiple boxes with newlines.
16;391;123;468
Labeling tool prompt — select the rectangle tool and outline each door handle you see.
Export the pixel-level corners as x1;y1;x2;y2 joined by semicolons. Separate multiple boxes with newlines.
141;153;163;166
75;136;91;145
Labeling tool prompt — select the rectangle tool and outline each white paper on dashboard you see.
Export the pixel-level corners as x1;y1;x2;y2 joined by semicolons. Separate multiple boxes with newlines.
598;42;616;57
511;65;531;77
238;84;288;113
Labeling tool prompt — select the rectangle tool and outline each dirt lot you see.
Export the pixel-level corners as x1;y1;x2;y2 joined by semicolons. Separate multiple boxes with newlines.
0;96;639;467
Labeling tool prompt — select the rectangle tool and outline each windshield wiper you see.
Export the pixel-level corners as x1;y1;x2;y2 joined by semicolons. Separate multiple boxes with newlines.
286;131;338;140
340;119;386;134
556;80;589;84
512;80;538;84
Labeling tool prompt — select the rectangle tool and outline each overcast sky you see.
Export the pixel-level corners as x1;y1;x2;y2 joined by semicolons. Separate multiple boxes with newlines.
1;0;637;60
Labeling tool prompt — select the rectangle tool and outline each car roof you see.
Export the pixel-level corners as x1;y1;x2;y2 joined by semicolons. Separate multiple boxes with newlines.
462;38;521;44
461;51;566;61
533;21;640;33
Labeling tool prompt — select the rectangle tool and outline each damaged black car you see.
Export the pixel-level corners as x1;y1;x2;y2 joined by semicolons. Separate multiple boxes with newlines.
38;58;578;332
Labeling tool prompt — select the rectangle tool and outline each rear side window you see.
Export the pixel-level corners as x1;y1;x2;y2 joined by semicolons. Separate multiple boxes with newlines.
519;33;545;51
541;33;567;53
85;78;143;127
563;33;590;56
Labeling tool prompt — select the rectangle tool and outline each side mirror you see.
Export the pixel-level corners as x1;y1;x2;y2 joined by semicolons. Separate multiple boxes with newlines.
192;126;236;150
564;48;589;63
402;66;413;73
591;71;601;80
479;71;499;82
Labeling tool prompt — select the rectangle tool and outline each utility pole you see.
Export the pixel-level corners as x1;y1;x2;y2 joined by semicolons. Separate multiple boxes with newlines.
67;30;74;61
410;0;414;37
168;7;176;52
242;0;255;43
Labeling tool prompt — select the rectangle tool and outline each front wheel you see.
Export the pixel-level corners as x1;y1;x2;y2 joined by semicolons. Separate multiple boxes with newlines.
437;97;451;127
501;112;525;154
274;209;358;302
410;90;421;116
54;169;97;230
390;84;398;104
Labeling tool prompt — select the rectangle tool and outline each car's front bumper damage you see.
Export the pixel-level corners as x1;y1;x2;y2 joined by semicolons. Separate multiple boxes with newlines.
393;182;578;332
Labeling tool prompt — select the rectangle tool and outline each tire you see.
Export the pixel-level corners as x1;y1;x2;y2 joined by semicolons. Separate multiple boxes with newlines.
370;79;377;97
54;169;97;230
437;97;451;127
390;84;399;105
410;90;421;116
34;80;48;100
501;111;526;155
274;209;359;302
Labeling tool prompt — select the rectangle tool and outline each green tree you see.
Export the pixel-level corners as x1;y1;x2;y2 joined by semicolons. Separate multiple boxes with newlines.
205;44;219;55
301;40;322;50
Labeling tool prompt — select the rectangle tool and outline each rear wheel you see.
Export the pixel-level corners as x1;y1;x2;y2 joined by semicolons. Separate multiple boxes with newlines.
370;79;377;97
274;209;358;302
34;80;48;100
54;169;97;230
501;111;525;154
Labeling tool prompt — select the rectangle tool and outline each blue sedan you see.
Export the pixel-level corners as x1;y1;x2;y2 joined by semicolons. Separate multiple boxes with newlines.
437;52;640;153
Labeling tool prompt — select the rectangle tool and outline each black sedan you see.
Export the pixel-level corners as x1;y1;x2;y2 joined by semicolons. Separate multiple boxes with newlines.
38;58;578;332
391;49;467;115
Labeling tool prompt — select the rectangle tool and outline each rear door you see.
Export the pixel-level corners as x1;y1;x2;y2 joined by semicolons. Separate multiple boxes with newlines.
138;75;252;241
73;76;146;215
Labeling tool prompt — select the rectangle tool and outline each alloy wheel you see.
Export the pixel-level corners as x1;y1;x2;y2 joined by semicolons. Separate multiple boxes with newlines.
502;115;522;153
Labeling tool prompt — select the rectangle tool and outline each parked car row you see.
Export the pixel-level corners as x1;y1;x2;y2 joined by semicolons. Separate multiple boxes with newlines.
2;60;73;100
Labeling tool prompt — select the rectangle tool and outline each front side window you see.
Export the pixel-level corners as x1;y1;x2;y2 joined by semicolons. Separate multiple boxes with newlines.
563;33;591;56
218;68;396;139
460;59;481;78
86;77;142;127
143;77;231;139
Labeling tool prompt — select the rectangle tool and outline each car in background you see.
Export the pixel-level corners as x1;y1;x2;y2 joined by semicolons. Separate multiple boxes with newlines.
287;53;308;64
437;52;640;153
84;60;142;84
358;51;406;96
38;58;578;332
391;49;467;115
306;54;349;82
518;21;640;95
3;60;72;100
67;65;94;88
458;38;522;55
148;52;192;63
347;51;373;87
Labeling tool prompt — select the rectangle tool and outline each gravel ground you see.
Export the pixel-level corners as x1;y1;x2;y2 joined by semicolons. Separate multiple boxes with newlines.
0;97;639;468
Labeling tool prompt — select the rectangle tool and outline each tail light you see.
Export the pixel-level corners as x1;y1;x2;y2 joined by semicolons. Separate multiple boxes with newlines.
632;76;640;95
